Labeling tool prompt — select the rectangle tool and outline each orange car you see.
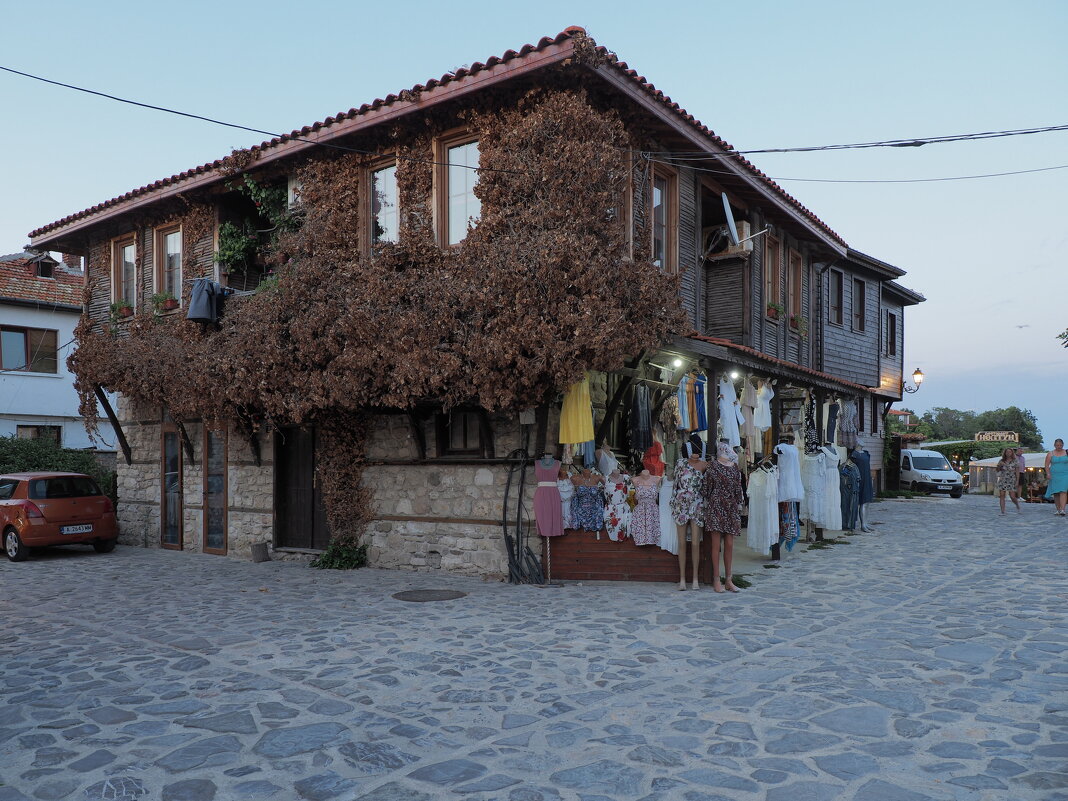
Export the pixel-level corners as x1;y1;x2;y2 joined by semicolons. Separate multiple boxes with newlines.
1;472;118;561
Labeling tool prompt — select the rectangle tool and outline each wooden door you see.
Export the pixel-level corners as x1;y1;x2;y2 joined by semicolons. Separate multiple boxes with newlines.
275;427;330;550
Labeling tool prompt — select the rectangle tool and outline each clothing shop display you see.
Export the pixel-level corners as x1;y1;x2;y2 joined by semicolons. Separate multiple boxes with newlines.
852;448;874;505
560;375;594;444
1046;454;1068;498
740;379;758;457
570;482;605;532
701;460;745;536
686;376;699;432
630;481;662;546
717;440;739;464
603;473;633;541
630;384;653;452
660;394;682;432
642;441;665;476
838;399;859;450
717;376;745;447
676;376;691;432
694;374;708;432
581;438;596;469
825;400;841;446
820;446;843;531
995;461;1019;493
803;394;820;455
773;442;805;503
754;381;774;431
596;447;618;479
799;452;826;525
670;458;707;526
658;479;678;554
533;459;564;538
779;501;800;551
558;477;574;530
840;459;861;530
746;465;780;554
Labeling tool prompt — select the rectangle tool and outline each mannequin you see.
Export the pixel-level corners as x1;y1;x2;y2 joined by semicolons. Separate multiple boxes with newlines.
570;468;605;536
630;469;663;547
703;441;745;592
840;451;861;533
851;447;875;531
533;454;564;538
671;439;708;590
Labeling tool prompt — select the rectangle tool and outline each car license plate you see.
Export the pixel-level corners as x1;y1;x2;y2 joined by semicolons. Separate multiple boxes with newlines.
60;524;93;535
938;485;952;491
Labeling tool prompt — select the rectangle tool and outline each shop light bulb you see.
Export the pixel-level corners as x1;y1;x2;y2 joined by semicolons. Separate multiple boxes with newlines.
672;358;682;368
730;371;740;379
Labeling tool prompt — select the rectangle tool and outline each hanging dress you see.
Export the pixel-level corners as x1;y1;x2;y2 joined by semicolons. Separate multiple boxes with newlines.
754;382;774;431
596;448;618;478
642;441;665;476
686;377;699;432
533;459;564;538
773;442;805;503
804;394;820;455
838;399;859;450
799;451;826;525
670;458;707;526
630;385;653;452
658;478;678;554
570;483;605;532
717;376;745;447
820;446;843;531
740;379;758;458
603;473;632;541
559;375;594;444
840;460;861;530
630;482;662;546
558;477;574;530
694;375;708;432
701;460;745;536
746;466;780;554
825;401;841;446
676;376;690;432
852;449;875;506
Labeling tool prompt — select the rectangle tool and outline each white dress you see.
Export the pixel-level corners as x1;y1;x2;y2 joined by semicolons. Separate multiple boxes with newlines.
745;466;780;555
754;383;774;431
558;479;574;529
838;400;859;449
658;479;678;555
800;453;826;525
718;377;746;447
820;446;843;530
774;443;805;503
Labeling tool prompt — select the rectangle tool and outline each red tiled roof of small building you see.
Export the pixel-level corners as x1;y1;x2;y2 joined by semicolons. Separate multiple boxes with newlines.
0;252;84;308
28;27;844;248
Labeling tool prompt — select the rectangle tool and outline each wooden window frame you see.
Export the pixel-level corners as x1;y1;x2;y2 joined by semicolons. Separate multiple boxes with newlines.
112;234;138;309
886;311;898;356
161;420;184;551
433;131;481;248
366;156;400;251
828;269;844;327
155;224;183;308
787;248;803;328
202;427;228;555
871;396;879;434
852;277;866;332
435;409;491;458
16;425;62;445
651;166;679;273
0;325;58;373
764;235;782;317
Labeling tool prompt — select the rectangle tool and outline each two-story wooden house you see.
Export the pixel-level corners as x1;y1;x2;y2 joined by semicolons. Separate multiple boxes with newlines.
27;27;921;580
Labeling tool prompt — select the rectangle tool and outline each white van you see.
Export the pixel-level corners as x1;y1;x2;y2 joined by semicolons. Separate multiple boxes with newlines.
899;449;964;498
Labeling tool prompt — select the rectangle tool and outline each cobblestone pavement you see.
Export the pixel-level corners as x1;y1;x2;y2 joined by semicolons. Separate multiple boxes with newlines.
2;494;1066;801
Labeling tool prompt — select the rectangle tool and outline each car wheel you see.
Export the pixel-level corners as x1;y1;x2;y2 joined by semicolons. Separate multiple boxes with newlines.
92;539;116;554
950;490;963;499
910;482;918;492
4;527;28;562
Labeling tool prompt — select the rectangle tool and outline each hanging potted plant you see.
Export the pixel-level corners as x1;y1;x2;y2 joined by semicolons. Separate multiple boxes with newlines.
790;314;809;339
766;301;785;320
151;291;180;312
109;300;134;321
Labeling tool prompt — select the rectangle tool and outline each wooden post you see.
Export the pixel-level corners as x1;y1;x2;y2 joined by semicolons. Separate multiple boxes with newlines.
175;420;195;465
94;385;131;466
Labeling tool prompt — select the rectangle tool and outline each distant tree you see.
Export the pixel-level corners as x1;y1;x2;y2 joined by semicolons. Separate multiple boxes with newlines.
973;406;1043;450
920;407;979;441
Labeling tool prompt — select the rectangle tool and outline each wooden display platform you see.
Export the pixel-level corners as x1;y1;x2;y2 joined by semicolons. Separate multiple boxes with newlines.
542;528;715;584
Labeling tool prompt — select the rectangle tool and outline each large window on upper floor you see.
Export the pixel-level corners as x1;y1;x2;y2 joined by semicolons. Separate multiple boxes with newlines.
764;235;782;316
156;226;182;303
885;310;898;356
113;236;137;308
651;168;678;272
852;278;866;332
370;161;399;246
436;136;481;246
829;269;844;326
1;326;58;373
787;249;803;328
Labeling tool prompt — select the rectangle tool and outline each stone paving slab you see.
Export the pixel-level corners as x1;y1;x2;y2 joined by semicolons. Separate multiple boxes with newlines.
1;494;1067;800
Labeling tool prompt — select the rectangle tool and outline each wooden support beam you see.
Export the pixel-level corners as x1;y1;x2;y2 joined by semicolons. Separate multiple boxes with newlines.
94;385;131;466
175;420;195;465
595;375;633;447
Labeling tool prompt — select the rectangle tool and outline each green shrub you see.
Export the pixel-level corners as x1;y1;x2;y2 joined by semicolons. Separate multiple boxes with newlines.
0;435;115;499
310;539;369;570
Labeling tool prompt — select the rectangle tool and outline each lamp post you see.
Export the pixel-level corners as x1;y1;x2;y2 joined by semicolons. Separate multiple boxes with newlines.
902;368;924;394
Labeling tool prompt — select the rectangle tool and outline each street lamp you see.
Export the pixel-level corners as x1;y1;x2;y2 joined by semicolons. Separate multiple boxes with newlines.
902;368;924;394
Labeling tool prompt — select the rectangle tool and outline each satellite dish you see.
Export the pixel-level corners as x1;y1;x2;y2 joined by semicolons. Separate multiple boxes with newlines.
721;192;740;246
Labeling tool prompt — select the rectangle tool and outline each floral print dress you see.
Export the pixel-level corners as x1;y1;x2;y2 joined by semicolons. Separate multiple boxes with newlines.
630;482;662;546
603;473;633;541
570;483;605;532
670;458;706;526
701;460;745;536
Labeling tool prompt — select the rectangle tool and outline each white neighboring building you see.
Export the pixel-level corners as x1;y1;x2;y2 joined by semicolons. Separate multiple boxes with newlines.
0;251;114;451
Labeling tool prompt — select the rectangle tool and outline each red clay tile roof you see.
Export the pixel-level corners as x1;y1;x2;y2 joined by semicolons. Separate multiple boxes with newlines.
28;27;845;249
0;253;84;308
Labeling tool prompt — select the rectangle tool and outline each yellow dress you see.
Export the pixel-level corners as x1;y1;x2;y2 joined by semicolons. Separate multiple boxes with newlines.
559;375;594;445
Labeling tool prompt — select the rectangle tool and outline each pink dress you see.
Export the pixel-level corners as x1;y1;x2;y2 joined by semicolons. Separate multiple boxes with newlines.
630;482;662;546
534;459;564;537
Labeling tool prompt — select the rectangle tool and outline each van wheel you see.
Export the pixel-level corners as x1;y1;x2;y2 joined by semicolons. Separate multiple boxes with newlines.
950;490;963;499
93;539;116;554
5;528;28;562
910;482;918;492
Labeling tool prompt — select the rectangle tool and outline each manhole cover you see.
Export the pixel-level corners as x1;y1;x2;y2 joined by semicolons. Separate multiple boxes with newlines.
392;589;468;602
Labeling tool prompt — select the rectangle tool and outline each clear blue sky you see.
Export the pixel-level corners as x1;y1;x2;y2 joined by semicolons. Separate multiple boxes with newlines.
2;0;1064;445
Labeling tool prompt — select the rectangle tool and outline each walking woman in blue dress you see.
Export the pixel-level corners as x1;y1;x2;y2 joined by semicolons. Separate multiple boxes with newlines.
1045;438;1068;515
